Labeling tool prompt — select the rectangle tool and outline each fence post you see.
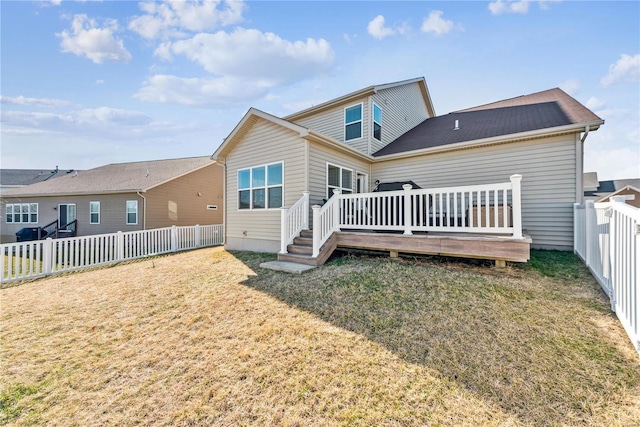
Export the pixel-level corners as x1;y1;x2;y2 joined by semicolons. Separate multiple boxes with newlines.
573;203;580;254
171;225;178;252
117;231;124;261
585;200;595;268
403;184;413;235
43;238;53;276
510;174;523;239
195;224;201;248
312;205;321;257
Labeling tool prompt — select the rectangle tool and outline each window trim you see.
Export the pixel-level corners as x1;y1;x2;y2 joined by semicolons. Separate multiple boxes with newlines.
5;203;38;224
326;163;354;199
126;200;138;225
372;102;382;142
237;161;284;210
89;201;100;225
344;102;363;142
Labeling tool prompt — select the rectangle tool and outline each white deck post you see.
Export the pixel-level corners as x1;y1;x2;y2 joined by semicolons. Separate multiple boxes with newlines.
312;205;321;257
280;208;288;254
403;184;413;235
303;191;310;230
332;189;341;230
510;174;523;239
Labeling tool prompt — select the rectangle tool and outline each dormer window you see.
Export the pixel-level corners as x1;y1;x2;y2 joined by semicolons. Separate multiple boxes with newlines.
345;103;362;141
373;103;382;141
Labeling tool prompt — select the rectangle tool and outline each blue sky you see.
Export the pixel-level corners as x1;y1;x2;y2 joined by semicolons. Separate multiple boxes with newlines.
1;0;639;180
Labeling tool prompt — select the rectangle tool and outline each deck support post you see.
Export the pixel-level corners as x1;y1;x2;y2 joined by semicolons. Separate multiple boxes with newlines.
402;184;413;235
390;250;399;258
495;259;506;268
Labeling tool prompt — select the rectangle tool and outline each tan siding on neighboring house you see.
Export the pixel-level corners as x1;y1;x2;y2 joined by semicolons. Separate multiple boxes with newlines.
371;83;430;153
224;118;306;252
294;95;370;154
1;194;143;242
308;142;371;208
145;164;223;228
372;134;579;249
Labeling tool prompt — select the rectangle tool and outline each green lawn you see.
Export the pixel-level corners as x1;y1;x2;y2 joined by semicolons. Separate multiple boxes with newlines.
1;248;638;426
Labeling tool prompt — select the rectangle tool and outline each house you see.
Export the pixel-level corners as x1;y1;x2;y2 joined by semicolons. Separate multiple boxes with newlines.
0;167;75;193
211;77;603;265
1;157;223;243
583;172;640;208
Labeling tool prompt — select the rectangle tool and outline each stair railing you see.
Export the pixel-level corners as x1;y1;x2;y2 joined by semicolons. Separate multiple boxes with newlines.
280;192;310;254
311;189;341;258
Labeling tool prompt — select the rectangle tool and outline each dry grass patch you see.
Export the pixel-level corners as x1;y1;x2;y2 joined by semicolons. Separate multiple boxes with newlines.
1;247;639;426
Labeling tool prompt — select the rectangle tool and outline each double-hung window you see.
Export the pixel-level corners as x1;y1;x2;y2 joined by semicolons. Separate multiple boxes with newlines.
238;162;283;210
345;104;362;141
126;200;138;225
373;102;382;141
90;201;100;224
5;203;38;224
327;164;353;198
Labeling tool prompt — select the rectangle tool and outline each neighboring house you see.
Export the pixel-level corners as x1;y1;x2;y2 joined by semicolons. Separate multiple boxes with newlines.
212;77;603;259
0;167;75;193
583;172;640;208
1;157;223;243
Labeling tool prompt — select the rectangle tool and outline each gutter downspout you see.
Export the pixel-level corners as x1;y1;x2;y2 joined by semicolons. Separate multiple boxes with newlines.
576;126;590;204
136;191;146;230
219;160;226;245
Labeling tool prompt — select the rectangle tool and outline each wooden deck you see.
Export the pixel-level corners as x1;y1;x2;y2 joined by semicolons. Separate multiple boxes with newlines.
334;231;531;265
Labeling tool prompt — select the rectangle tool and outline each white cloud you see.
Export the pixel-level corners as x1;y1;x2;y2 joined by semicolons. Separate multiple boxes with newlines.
133;74;270;107
0;95;74;108
489;0;530;15
601;54;640;86
129;0;245;40
57;14;132;64
584;147;640;181
51;0;62;5
95;79;105;85
1;107;152;129
157;28;333;89
367;15;396;40
421;11;454;35
559;78;580;96
585;96;605;111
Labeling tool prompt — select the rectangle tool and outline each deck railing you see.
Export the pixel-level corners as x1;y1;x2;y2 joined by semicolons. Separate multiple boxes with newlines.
574;198;639;356
1;224;224;284
311;175;523;258
280;192;310;254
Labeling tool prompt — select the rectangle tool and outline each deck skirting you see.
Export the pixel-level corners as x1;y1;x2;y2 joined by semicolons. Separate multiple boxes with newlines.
335;231;531;263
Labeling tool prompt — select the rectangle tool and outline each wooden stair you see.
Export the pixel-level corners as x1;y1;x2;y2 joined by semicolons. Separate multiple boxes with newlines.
277;229;337;267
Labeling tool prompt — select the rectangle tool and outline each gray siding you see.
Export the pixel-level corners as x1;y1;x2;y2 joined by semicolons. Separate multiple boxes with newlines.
371;83;430;153
224;118;306;251
1;193;144;243
372;134;580;249
294;96;370;154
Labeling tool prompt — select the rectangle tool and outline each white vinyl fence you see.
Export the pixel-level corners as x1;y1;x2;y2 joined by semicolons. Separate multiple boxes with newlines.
1;224;224;284
574;198;639;355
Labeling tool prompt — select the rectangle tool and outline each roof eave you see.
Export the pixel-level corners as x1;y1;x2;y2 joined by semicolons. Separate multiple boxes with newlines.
283;87;375;122
373;120;604;162
1;189;146;198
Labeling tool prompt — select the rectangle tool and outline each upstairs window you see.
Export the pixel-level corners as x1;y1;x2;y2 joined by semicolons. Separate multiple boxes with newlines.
345;104;362;141
90;201;100;224
373;103;382;141
238;162;283;210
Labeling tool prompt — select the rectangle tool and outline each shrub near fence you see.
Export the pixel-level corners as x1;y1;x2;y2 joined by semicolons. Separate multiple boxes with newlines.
1;224;224;284
574;197;639;356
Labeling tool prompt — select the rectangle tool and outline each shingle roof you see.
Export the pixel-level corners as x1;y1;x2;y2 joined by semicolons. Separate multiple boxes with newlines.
1;157;214;197
0;169;69;187
374;88;603;157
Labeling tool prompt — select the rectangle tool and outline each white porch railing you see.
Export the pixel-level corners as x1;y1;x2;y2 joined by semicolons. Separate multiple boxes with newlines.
574;197;639;356
280;192;310;254
1;224;224;284
309;175;523;258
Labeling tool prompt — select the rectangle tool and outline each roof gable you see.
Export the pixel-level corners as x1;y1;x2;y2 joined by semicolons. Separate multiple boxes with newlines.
1;157;214;197
284;77;435;121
